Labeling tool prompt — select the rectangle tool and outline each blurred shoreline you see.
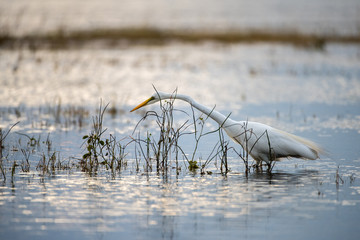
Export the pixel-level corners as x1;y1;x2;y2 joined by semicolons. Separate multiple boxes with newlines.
1;27;359;50
1;0;360;49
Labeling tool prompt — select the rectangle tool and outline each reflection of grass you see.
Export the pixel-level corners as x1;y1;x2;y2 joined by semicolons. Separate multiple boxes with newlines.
1;27;360;49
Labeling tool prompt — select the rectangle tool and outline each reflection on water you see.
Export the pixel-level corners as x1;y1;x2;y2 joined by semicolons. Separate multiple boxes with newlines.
0;43;359;109
1;41;360;239
0;157;359;239
1;0;359;36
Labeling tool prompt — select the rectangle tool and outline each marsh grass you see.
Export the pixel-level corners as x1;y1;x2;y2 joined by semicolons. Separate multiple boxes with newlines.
1;103;90;133
0;123;68;181
81;101;128;174
17;132;68;176
0;122;19;180
0;4;359;50
123;87;279;176
0;122;19;157
335;166;345;187
132;89;191;174
185;107;232;174
230;121;277;174
130;89;273;176
217;128;231;174
0;102;92;180
81;102;108;173
36;151;61;176
2;96;282;182
2;27;360;50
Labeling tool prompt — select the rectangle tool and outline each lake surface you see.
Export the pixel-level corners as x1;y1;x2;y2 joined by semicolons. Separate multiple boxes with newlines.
1;1;360;237
1;42;360;240
1;0;359;36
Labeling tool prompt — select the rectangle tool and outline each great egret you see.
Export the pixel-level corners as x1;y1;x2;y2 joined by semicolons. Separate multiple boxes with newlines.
130;92;322;166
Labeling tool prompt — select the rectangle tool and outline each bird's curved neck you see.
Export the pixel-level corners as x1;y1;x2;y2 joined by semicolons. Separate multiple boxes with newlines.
174;94;232;126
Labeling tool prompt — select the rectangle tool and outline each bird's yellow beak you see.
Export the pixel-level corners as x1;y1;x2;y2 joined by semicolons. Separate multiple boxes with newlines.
130;97;154;112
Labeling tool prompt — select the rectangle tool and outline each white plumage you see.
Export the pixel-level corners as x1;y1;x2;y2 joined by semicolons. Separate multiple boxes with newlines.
131;92;322;166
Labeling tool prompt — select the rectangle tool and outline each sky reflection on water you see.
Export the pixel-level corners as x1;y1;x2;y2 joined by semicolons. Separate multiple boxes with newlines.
1;0;359;36
1;43;359;109
0;159;359;240
1;42;360;239
1;0;360;238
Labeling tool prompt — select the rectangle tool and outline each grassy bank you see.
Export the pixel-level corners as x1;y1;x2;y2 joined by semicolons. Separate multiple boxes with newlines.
1;27;359;49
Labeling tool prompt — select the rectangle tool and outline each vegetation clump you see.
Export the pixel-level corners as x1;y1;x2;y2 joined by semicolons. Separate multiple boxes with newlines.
1;94;282;182
81;102;128;174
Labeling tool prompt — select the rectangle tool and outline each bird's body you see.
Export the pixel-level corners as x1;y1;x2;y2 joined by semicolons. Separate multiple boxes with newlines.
131;92;322;165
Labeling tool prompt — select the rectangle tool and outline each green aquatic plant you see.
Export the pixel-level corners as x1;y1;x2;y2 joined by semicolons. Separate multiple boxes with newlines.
81;101;128;174
81;102;109;173
188;160;199;171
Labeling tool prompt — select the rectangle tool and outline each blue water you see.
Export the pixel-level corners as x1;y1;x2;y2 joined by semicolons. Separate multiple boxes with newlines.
1;43;360;240
1;100;359;240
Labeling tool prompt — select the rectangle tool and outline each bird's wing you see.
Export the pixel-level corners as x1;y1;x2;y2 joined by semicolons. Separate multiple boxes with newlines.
268;128;322;160
242;122;323;160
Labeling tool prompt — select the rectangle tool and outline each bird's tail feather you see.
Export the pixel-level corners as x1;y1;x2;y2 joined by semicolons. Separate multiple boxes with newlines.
275;129;325;159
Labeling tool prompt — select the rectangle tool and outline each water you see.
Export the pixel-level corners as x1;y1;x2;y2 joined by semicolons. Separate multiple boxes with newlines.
1;42;359;240
0;161;359;240
1;43;359;107
1;0;359;36
1;1;360;238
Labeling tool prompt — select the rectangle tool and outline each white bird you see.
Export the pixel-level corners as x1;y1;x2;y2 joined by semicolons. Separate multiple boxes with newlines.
130;92;322;166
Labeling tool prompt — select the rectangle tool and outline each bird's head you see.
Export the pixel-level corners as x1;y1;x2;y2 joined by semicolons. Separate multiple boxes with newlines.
130;92;172;112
